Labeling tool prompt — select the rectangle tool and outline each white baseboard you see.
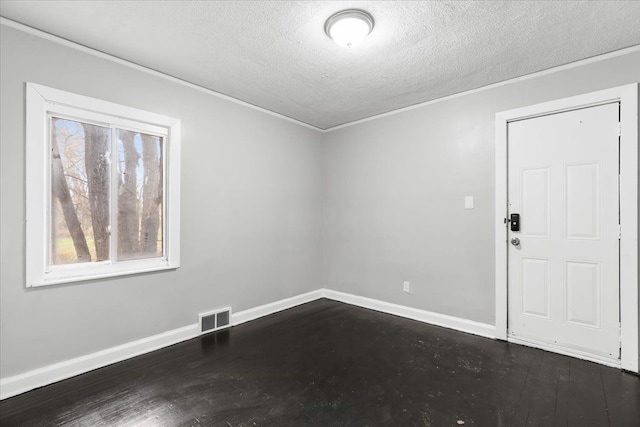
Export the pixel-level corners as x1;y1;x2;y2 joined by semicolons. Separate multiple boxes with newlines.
323;289;496;339
0;323;199;400
232;289;324;326
0;289;325;400
1;288;495;400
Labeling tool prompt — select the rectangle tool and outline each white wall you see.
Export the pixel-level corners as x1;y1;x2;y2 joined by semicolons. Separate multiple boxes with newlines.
0;25;324;378
323;51;640;325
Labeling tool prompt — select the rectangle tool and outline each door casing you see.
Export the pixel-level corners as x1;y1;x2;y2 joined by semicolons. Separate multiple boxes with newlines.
494;84;639;373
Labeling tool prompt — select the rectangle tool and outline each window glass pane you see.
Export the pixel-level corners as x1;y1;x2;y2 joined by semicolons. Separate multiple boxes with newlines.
50;117;111;264
117;130;164;261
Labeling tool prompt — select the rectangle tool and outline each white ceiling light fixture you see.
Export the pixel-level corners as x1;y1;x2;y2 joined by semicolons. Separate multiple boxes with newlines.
324;9;375;48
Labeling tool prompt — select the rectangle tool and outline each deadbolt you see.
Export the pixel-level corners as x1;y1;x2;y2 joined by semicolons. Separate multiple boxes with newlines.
510;213;520;231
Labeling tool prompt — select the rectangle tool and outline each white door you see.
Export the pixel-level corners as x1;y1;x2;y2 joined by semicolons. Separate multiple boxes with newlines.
507;102;620;361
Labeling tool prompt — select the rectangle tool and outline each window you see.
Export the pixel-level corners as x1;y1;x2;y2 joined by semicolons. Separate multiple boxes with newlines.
26;83;180;286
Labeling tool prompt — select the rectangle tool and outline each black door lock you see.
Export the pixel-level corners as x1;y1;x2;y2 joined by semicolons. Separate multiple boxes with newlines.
510;213;520;232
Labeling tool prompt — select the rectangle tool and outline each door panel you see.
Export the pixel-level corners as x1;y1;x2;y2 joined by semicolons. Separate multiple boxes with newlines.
565;260;600;328
565;162;600;239
521;167;550;237
521;257;550;318
507;102;619;360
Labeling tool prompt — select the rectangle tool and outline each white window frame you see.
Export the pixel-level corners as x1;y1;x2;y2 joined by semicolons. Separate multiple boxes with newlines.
26;83;181;287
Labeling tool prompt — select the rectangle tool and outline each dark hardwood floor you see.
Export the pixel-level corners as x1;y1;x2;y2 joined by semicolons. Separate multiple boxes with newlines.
1;299;638;426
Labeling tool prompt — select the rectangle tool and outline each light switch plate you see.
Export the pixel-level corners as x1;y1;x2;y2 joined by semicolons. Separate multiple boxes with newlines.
465;196;474;209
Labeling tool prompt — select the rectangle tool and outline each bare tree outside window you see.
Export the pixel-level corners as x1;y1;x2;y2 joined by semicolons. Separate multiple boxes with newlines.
83;123;111;261
117;130;163;261
140;133;163;256
51;118;108;264
50;118;163;265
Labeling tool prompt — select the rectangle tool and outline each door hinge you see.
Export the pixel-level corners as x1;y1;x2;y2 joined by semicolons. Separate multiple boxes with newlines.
618;224;622;239
617;122;622;137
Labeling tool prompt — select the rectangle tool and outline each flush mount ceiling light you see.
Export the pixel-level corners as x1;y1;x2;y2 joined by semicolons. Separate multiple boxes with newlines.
324;9;375;48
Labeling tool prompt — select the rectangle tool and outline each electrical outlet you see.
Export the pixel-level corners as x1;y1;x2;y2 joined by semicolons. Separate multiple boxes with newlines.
403;281;411;293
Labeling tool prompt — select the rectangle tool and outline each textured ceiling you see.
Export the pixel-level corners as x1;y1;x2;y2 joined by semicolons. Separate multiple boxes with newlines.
2;1;640;130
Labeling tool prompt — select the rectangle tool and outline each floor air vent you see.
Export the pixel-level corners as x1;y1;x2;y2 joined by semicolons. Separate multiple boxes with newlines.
199;307;232;335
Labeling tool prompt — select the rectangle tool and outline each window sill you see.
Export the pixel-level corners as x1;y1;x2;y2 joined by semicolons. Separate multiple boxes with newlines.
29;263;180;287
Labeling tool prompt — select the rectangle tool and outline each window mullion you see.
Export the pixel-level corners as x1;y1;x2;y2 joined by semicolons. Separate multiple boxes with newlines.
109;126;119;264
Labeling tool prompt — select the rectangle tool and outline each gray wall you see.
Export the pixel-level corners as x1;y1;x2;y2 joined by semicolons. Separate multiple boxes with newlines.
323;51;640;325
0;25;324;378
2;22;639;379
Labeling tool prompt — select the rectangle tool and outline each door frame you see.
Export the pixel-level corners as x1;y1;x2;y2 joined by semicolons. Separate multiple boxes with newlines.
495;84;639;373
